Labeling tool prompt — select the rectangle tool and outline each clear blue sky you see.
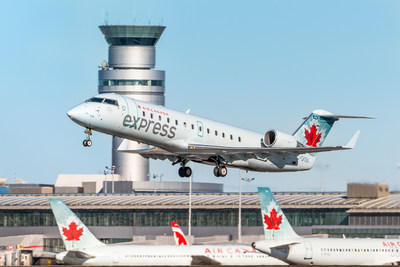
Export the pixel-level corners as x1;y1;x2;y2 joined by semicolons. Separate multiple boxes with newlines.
1;0;399;192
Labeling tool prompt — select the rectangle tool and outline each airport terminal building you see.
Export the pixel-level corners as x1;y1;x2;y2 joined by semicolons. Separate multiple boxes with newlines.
1;183;400;254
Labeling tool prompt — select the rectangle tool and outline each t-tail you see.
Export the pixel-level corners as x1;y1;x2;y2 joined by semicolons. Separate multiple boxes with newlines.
258;187;300;240
49;198;106;250
293;110;372;153
293;110;338;149
171;221;189;245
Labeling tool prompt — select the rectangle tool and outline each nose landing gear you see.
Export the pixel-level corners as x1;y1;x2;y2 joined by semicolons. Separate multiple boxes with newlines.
83;128;92;147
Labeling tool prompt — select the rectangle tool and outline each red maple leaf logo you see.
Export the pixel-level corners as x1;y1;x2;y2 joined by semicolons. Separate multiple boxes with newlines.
62;222;83;241
264;208;282;230
304;124;322;147
174;232;188;245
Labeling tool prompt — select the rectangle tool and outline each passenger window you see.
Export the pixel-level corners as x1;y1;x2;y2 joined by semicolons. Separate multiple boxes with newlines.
175;120;178;126
230;134;233;140
191;124;194;130
238;137;241;142
207;128;210;134
184;122;187;127
167;118;170;123
143;111;146;117
159;115;162;121
215;130;218;136
222;132;225;138
199;126;202;132
151;113;153;119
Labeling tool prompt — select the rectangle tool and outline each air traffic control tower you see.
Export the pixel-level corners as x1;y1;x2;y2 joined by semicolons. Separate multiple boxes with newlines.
98;25;166;182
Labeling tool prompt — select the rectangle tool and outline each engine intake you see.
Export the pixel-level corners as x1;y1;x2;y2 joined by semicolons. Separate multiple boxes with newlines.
263;129;298;148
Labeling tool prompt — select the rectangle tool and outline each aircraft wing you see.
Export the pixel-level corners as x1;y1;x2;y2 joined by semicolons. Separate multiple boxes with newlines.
189;130;360;155
117;131;359;161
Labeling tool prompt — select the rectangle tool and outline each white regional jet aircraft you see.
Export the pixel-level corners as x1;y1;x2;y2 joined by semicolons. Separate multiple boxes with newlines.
67;93;366;178
49;198;287;266
252;188;400;265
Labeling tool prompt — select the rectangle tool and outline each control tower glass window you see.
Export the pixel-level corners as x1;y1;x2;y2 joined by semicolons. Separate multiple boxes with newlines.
99;80;164;87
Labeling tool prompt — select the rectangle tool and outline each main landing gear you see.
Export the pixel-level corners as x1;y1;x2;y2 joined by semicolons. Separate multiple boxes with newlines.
83;128;92;147
178;166;192;178
213;166;227;177
173;158;192;178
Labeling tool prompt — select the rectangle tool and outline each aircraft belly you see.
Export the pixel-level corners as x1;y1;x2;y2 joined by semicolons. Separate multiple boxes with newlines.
231;158;309;172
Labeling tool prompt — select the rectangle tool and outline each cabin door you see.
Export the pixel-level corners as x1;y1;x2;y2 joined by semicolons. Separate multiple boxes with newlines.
197;121;204;137
304;241;313;260
113;251;119;263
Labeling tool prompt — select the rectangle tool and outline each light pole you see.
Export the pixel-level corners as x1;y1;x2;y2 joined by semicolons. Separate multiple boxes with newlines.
104;166;109;193
111;165;115;193
188;163;192;237
238;170;242;243
241;177;255;193
239;172;255;243
151;173;164;193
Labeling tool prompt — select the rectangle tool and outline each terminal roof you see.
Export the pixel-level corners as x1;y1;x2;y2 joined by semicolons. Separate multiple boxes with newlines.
0;192;386;211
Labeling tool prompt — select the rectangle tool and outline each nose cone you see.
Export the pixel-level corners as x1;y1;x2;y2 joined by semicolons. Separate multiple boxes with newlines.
67;104;87;126
67;107;77;119
67;106;81;120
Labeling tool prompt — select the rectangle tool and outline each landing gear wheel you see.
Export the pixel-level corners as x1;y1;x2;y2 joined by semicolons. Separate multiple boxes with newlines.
183;167;192;177
178;167;192;177
178;167;186;178
213;166;227;177
219;166;227;177
83;140;88;147
86;140;92;147
214;167;221;177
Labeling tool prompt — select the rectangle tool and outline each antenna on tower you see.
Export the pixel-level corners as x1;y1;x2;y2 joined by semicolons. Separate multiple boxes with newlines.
105;11;109;25
148;6;152;25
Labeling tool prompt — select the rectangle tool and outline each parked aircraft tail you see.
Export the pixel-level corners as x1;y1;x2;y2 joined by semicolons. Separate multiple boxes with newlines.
49;198;106;250
171;221;189;245
258;187;300;240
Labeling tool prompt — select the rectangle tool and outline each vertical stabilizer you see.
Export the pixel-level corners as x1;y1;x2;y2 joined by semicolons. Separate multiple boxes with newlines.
258;187;300;240
49;198;106;250
171;221;189;245
293;110;337;149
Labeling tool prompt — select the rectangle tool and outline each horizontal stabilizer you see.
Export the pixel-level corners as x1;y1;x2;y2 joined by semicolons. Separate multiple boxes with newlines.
303;110;374;120
65;250;95;259
327;115;374;119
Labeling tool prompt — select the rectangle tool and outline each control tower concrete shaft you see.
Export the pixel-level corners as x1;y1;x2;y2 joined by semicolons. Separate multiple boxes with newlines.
98;25;166;182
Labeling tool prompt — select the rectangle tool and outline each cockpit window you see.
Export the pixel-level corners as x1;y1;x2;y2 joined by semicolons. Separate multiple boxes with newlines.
104;99;118;106
87;97;104;103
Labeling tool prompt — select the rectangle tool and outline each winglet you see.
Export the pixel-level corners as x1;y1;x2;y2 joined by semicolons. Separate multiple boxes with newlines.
344;130;360;149
116;139;129;151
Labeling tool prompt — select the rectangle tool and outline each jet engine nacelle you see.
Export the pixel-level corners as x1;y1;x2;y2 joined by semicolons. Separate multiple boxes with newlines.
263;129;298;148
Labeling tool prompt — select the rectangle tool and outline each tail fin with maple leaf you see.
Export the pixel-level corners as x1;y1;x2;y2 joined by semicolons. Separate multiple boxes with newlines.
171;222;189;245
292;110;338;151
258;187;300;240
49;198;106;250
